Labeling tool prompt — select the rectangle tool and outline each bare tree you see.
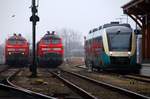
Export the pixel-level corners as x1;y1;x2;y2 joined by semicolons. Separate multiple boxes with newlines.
57;28;84;58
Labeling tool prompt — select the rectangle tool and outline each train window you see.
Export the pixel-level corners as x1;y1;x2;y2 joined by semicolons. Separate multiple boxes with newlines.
107;32;131;51
99;26;102;30
51;38;61;44
95;36;102;42
42;37;51;44
17;39;26;44
8;38;26;44
89;30;92;34
93;28;98;32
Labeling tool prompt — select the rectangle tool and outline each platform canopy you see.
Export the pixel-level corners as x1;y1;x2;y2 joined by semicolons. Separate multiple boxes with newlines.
122;0;150;60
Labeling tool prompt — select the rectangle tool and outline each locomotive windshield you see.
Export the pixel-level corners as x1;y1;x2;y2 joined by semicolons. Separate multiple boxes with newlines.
8;38;26;45
106;26;132;51
51;38;60;44
42;36;61;44
42;36;51;44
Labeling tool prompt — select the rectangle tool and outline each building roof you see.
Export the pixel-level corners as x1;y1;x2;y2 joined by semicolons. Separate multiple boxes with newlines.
122;0;150;15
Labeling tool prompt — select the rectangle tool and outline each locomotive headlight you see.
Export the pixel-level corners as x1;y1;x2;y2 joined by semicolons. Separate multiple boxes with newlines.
109;52;113;55
128;52;131;56
8;52;11;55
53;48;61;51
22;52;25;55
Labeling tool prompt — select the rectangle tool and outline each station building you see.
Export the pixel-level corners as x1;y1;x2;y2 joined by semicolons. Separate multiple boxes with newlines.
122;0;150;62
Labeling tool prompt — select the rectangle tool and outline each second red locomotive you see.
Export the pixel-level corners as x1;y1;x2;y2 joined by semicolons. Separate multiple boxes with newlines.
37;31;64;67
5;34;29;65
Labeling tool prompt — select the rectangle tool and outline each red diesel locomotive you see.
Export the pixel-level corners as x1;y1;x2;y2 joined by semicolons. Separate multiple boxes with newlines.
37;31;64;67
5;34;29;65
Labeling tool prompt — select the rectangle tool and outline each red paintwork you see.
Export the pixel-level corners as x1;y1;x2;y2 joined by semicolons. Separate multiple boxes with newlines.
37;36;64;57
85;39;103;58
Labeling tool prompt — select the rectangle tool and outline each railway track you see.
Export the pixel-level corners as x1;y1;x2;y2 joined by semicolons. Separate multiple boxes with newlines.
0;83;55;99
0;67;56;99
0;67;19;82
50;69;97;99
51;69;150;99
124;74;150;83
76;64;150;83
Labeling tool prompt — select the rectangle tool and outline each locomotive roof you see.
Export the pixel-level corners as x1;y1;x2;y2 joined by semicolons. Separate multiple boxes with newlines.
105;25;132;33
8;35;26;41
43;34;60;39
103;23;131;29
86;24;132;41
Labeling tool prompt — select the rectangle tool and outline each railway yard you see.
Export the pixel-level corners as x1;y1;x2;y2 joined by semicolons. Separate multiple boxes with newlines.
0;0;150;99
0;59;150;99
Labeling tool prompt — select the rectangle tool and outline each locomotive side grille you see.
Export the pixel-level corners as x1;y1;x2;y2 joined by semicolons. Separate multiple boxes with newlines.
110;57;130;64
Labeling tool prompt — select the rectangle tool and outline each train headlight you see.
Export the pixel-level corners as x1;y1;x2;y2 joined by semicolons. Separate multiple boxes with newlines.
109;52;112;55
53;48;61;51
8;52;11;55
128;52;131;57
128;52;131;55
22;52;25;55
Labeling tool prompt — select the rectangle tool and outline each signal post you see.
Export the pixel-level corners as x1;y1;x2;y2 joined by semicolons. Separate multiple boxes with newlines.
30;0;39;77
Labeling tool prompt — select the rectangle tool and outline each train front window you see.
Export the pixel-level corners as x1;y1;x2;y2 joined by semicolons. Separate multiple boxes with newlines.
8;39;26;45
107;32;131;51
42;37;51;44
52;38;60;44
42;37;60;44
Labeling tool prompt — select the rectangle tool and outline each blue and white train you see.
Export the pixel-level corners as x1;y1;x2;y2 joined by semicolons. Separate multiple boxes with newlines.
84;22;141;72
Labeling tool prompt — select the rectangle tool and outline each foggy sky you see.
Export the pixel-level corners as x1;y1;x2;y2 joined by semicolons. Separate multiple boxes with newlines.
0;0;132;44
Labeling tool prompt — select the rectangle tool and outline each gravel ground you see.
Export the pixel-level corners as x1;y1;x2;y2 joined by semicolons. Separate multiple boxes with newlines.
11;68;82;99
0;68;19;81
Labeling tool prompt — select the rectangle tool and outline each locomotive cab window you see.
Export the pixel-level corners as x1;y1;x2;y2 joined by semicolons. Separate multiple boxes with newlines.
51;38;61;44
8;38;26;45
106;26;132;51
41;37;51;44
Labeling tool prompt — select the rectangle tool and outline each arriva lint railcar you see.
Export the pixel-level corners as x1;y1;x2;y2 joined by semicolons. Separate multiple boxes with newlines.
84;22;141;72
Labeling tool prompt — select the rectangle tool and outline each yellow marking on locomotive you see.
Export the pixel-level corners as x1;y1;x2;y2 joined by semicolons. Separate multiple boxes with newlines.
102;29;109;55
